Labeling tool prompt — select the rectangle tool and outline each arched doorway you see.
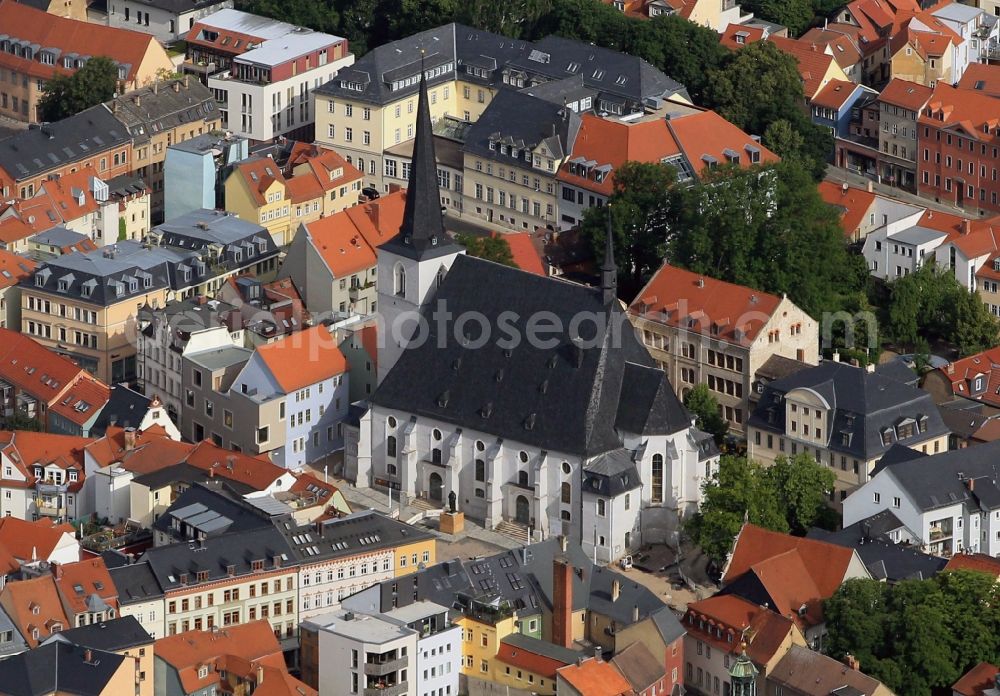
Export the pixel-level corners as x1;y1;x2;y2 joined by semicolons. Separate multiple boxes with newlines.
429;472;443;503
515;495;530;525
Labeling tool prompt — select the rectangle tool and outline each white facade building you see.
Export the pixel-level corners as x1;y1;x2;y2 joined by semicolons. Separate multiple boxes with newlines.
107;0;234;43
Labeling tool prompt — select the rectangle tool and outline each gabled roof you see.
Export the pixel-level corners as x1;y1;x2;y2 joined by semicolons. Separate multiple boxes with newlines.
0;329;89;406
504;232;547;276
497;633;582;679
812;79;866;110
720;23;766;50
0;641;125;696
937;346;1000;408
724;524;859;601
108;562;163;605
0;249;37;290
629;264;784;345
0;575;71;647
800;27;864;69
819;181;878;238
683;594;798;666
49;375;111;427
0;0;161;84
611;641;665;692
770;644;888;696
920;82;1000;144
0;517;77;564
944;552;1000;578
879;77;933;110
49;615;151;652
107;78;218;145
958;63;1000;99
53;558;119;618
558;657;633;696
768;36;841;98
254;324;348;393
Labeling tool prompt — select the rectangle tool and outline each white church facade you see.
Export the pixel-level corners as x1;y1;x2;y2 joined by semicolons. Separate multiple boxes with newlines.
343;67;718;563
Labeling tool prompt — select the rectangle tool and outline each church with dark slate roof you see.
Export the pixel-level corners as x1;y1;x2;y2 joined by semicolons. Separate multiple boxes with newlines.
345;66;718;562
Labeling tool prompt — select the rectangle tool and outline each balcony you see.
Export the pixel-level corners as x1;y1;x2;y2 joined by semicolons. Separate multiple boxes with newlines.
364;657;407;676
37;480;69;495
364;682;408;696
929;527;952;541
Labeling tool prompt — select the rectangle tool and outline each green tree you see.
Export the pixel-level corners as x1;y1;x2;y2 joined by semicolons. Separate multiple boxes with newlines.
459;0;552;38
626;15;728;103
824;578;890;667
683;384;728;444
686;455;788;562
580;161;675;298
456;233;516;267
740;0;815;36
37;56;120;123
2;413;43;432
765;453;835;533
667;160;862;317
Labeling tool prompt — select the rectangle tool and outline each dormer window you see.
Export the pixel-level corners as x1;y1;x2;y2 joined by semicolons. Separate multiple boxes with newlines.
34;275;44;287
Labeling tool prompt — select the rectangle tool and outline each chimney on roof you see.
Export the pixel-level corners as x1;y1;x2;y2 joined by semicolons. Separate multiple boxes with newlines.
632;604;639;622
832;351;841;363
844;653;860;671
111;100;118;114
612;579;621;603
124;428;136;451
968;477;976;492
51;561;62;580
866;362;875;373
257;663;264;685
594;646;602;661
184;75;190;89
866;180;874;193
153;81;158;95
133;95;141;107
552;557;573;649
172;81;180;93
963;219;972;235
84;648;93;663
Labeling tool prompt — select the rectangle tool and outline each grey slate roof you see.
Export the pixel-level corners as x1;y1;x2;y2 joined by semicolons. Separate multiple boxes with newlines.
0;642;125;696
30;227;90;248
140;525;295;591
650;605;685;645
90;385;151;436
747;360;949;461
807;511;946;583
108;561;164;605
131;462;256;496
366;538;666;629
48;616;152;652
315;23;687;108
872;439;1000;513
275;509;434;564
107;79;218;145
500;632;583;663
371;255;690;456
0;105;129;183
583;449;641;497
0;604;29;657
463;89;582;163
152;482;276;540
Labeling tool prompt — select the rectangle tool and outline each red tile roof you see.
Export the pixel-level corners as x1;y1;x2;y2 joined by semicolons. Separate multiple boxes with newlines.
0;0;162;84
768;36;840;99
0;329;90;407
720;23;765;50
684;594;798;666
155;621;310;695
800;27;863;69
937;347;1000;408
184;440;288;491
254;324;348;393
502;232;547;276
817;181;877;239
629;264;783;346
953;662;1000;696
879;78;933;110
54;557;118;617
557;658;633;696
958;63;1000;100
0;249;37;289
232;145;362;207
0;574;71;647
0;431;89;493
811;79;862;110
944;553;1000;578
49;375;112;426
0;517;77;564
920;82;1000;145
497;640;576;679
558;109;776;197
723;524;857;609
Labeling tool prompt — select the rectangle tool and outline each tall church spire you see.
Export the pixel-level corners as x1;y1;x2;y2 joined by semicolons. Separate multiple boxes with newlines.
601;206;617;305
384;50;460;260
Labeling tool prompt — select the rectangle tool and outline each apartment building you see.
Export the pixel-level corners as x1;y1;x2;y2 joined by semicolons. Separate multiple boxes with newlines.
0;250;35;330
21;210;279;383
0;642;138;695
746;359;950;505
301;602;460;696
877;78;933;190
276;509;436;622
462;90;580;232
917;82;1000;216
107;0;234;43
109;561;166;640
183;324;350;468
107;78;223;223
843;440;1000;557
184;9;355;142
45;616;156;696
0;106;133;203
313;23;688;192
0;0;173;123
143;525;299;644
225;141;363;246
558;104;776;229
628;264;819;432
281;188;406;317
137;297;243;423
